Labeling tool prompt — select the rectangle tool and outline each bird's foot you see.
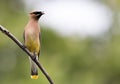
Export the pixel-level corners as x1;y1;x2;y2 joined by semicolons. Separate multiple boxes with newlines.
22;44;27;49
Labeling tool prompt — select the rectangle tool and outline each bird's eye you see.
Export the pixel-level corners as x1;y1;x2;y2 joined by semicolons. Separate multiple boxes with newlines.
36;13;40;16
34;12;40;14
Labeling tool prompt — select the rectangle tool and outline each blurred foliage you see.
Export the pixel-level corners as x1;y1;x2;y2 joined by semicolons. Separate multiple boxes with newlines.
0;0;120;84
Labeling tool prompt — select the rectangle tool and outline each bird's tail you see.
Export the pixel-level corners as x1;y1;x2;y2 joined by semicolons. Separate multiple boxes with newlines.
29;57;38;79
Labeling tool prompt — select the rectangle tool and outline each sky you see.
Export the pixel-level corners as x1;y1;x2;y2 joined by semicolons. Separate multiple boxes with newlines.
24;0;113;37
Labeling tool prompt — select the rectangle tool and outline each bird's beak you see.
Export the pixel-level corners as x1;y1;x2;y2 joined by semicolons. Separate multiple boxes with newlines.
41;11;45;15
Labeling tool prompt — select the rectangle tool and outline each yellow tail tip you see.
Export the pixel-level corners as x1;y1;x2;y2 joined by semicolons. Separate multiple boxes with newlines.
31;75;39;79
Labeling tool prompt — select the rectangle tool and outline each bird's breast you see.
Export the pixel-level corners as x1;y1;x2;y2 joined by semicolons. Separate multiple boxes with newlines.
25;27;40;53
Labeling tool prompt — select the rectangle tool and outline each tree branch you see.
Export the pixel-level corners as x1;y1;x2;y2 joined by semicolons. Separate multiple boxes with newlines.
0;25;54;84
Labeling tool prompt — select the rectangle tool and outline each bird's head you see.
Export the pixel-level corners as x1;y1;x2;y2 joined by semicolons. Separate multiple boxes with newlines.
29;11;44;20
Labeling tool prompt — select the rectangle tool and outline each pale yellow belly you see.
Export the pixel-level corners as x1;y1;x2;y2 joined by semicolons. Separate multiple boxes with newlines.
25;37;40;54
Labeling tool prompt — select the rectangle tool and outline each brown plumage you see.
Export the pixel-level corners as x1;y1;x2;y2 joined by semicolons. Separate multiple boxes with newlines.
24;11;44;79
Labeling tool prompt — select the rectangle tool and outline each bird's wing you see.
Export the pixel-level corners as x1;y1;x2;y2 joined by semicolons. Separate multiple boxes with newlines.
38;32;41;58
23;30;25;43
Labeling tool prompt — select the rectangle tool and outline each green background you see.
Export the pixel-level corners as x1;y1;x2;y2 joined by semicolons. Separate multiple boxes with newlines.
0;0;120;84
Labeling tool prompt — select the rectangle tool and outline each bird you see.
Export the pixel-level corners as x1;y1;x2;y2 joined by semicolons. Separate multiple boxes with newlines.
23;11;44;79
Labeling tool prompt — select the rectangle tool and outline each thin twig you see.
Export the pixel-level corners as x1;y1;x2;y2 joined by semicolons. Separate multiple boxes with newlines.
0;25;54;84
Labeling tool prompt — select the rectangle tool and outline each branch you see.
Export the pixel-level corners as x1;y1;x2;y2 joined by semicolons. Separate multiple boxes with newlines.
0;25;54;84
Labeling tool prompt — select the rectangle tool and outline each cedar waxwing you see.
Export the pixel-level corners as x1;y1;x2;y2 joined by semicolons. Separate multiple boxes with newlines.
24;11;44;79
